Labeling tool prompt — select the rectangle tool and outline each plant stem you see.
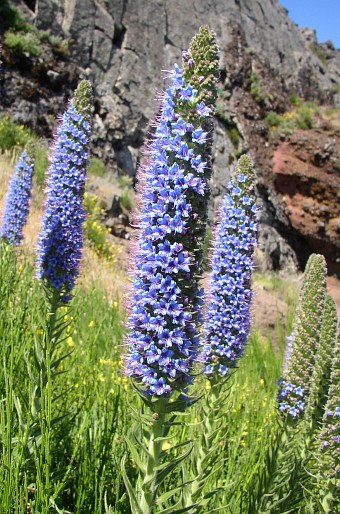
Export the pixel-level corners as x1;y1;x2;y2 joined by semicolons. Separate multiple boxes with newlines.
183;381;222;507
139;399;167;514
37;289;59;509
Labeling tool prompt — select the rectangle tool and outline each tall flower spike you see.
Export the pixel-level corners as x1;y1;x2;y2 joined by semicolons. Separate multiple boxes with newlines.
278;254;327;418
36;80;92;301
304;294;338;422
319;330;340;481
201;155;258;379
125;27;219;397
0;146;34;245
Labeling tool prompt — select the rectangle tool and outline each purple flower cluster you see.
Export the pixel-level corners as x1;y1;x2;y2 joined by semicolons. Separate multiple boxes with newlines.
0;149;34;245
37;83;91;301
278;332;307;417
126;63;213;396
278;380;306;417
201;156;257;378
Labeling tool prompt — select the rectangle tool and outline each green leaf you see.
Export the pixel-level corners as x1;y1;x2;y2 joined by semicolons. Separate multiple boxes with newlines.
125;436;146;474
154;445;193;487
120;455;143;514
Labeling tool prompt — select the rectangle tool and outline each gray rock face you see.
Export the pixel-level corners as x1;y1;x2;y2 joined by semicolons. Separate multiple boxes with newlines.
3;0;340;272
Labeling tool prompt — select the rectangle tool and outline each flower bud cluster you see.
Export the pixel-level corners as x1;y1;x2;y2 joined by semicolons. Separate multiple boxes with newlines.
201;155;257;378
319;336;339;478
0;149;34;245
126;63;214;396
278;254;327;418
37;81;92;301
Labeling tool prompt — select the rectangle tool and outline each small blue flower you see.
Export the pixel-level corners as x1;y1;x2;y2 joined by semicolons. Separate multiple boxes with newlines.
1;149;34;245
196;101;211;117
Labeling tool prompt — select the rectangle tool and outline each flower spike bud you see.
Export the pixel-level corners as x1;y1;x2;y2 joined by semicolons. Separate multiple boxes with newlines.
201;155;258;379
36;80;92;301
278;254;327;419
125;29;219;397
182;26;219;115
0;145;34;245
305;294;338;422
319;330;339;481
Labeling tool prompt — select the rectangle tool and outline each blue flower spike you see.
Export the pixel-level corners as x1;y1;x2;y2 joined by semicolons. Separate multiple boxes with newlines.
1;146;34;246
121;28;220;514
202;155;258;381
36;80;92;302
125;27;219;400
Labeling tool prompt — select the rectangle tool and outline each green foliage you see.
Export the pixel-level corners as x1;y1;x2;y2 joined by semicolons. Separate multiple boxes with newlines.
186;330;284;512
4;30;41;57
265;97;319;136
250;72;267;103
83;192;116;261
33;142;49;187
0;0;30;33
48;35;71;56
289;93;299;106
0;116;35;152
87;156;107;177
264;110;280;128
116;176;134;211
1;0;69;59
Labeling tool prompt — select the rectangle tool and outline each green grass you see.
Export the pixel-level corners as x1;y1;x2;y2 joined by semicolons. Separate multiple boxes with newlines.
0;245;130;513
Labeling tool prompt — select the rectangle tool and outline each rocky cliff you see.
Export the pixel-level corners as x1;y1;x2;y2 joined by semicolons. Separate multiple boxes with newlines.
1;0;340;273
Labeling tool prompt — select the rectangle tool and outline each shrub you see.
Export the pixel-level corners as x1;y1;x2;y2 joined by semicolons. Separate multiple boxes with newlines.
250;71;266;103
48;35;71;56
265;111;280;128
0;116;34;151
266;101;317;135
4;30;41;57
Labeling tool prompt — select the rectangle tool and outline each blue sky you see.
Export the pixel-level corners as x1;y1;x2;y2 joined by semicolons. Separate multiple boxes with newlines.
279;0;340;48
